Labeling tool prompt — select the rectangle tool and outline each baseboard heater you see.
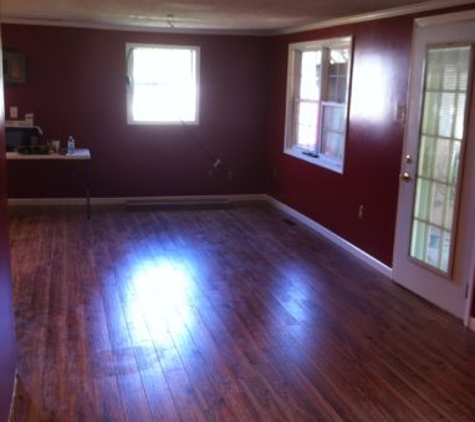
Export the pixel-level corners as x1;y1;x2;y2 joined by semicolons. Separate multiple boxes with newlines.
125;197;232;211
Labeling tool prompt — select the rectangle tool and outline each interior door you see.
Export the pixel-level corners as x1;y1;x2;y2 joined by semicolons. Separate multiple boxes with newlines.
393;13;475;320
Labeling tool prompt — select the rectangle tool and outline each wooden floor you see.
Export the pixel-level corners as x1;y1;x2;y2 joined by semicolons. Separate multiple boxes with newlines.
9;204;475;422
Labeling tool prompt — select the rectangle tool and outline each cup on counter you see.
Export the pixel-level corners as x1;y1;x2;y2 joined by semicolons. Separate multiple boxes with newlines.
51;140;60;153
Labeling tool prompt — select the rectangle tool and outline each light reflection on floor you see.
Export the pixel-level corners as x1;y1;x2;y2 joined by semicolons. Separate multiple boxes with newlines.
124;255;199;370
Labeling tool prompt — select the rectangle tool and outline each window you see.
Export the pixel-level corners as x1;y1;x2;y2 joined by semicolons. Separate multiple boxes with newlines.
284;37;352;172
126;44;199;124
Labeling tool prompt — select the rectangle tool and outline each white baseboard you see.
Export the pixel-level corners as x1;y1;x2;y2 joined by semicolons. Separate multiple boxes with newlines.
264;195;393;279
8;193;266;206
9;197;93;206
8;370;19;422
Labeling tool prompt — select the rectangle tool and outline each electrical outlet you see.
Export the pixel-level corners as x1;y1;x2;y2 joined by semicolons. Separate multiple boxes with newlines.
25;113;34;125
358;205;364;220
9;107;18;119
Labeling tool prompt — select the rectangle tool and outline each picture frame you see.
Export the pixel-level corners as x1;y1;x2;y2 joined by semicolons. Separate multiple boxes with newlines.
3;52;26;84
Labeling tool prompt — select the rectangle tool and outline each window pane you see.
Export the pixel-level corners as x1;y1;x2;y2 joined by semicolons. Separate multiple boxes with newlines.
441;230;451;272
322;104;344;132
418;135;435;179
449;140;461;185
454;93;466;140
330;48;349;64
421;92;439;136
133;85;196;122
414;178;430;221
427;225;442;268
130;46;197;122
411;220;427;261
321;131;344;160
429;182;446;227
320;104;345;162
296;101;319;150
444;187;456;229
434;137;450;183
300;51;321;101
438;92;456;138
426;47;470;92
328;47;349;103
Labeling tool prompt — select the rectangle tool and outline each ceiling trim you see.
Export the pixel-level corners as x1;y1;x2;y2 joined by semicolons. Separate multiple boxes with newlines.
1;0;474;37
415;8;475;26
0;17;268;37
275;0;475;35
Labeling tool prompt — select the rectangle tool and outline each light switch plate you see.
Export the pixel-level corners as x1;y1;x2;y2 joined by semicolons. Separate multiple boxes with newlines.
9;106;18;119
395;104;406;125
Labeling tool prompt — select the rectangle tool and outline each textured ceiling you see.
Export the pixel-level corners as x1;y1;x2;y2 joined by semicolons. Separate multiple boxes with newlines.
0;0;466;33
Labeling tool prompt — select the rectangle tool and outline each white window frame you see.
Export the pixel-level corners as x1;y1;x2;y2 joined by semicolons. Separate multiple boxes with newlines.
126;43;200;125
283;37;352;173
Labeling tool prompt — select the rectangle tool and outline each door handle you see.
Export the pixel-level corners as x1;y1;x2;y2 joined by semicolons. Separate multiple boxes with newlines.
400;172;412;182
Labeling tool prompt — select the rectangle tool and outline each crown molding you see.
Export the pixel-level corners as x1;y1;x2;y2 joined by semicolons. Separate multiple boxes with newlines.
415;8;475;26
275;0;475;35
0;16;268;37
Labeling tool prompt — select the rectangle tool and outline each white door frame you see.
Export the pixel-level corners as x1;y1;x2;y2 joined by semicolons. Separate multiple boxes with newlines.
393;10;475;325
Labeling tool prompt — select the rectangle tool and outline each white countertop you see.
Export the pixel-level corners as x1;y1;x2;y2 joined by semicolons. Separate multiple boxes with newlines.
6;148;91;161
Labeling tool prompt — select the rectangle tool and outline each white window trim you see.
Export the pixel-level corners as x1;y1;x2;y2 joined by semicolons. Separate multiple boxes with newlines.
125;43;201;126
283;36;352;174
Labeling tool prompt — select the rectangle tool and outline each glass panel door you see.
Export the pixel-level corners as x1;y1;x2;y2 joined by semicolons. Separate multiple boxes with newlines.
410;45;473;274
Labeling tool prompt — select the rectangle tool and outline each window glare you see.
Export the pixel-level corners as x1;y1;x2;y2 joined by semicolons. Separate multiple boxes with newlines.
129;46;198;123
296;102;319;150
300;51;321;101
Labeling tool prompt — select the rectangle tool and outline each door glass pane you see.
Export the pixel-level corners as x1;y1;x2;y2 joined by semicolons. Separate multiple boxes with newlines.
411;220;428;261
427;225;442;267
429;182;446;227
434;138;450;183
414;179;430;221
455;94;467;139
449;140;461;185
418;136;435;178
410;45;472;274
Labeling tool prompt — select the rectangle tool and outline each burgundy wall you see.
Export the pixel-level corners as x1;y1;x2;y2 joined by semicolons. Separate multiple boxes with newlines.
3;25;271;198
265;4;475;267
265;16;413;266
0;28;17;422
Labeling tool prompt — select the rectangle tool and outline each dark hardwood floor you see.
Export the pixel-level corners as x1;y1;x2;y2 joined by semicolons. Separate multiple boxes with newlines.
8;204;475;422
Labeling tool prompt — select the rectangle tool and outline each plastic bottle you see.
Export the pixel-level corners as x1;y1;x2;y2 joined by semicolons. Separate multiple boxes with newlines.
67;135;76;155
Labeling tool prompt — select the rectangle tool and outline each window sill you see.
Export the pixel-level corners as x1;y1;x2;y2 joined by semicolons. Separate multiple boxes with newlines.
284;148;343;174
127;118;199;126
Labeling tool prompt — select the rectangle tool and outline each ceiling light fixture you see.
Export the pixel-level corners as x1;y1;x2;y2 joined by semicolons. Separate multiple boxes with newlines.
166;14;175;29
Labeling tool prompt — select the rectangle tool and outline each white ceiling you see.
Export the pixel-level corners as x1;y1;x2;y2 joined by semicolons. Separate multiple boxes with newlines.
0;0;470;33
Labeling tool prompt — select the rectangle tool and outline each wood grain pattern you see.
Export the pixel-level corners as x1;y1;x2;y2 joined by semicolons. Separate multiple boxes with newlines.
9;204;475;422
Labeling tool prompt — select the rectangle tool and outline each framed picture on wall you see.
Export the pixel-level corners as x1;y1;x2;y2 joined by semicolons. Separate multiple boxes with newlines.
3;52;26;84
